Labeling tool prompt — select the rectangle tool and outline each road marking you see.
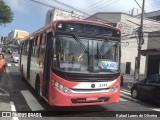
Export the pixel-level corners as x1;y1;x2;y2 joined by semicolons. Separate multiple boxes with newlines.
120;98;127;101
10;101;19;120
120;93;139;102
151;108;160;112
7;63;11;66
120;90;131;95
15;64;18;66
21;90;44;111
121;89;130;93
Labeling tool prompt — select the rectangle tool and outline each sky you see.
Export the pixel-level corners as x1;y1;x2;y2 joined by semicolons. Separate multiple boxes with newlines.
0;0;158;37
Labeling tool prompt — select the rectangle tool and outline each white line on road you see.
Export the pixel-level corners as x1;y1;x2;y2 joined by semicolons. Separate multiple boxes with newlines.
120;90;131;95
7;63;11;66
15;64;18;66
10;101;19;120
21;90;44;111
121;88;130;93
120;98;127;101
120;93;139;102
151;108;160;112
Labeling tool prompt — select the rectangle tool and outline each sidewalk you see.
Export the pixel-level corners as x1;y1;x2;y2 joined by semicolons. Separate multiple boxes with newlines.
121;74;145;88
0;72;12;112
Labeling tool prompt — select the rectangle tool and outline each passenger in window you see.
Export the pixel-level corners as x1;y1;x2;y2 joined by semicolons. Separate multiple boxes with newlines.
68;53;74;62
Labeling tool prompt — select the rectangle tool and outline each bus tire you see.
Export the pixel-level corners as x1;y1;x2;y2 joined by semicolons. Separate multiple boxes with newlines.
35;75;42;100
21;65;25;81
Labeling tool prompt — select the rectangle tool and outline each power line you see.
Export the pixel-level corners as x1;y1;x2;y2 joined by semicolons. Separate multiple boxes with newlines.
27;0;160;37
32;0;160;28
145;1;160;7
134;0;142;9
82;0;105;11
84;0;112;12
29;0;54;8
86;0;120;12
27;0;114;24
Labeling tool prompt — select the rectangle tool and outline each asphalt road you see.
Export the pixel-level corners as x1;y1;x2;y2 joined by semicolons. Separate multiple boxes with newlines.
0;53;160;120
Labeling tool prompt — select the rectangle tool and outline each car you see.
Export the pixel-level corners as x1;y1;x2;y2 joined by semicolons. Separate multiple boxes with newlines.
1;47;6;52
12;53;19;63
131;74;160;103
11;51;18;58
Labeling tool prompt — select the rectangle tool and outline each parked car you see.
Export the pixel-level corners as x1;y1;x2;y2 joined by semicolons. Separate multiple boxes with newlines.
12;53;19;63
131;74;160;103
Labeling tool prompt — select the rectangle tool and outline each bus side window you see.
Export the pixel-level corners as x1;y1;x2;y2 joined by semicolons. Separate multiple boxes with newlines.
24;40;28;55
34;37;38;56
35;35;41;57
35;36;40;57
40;33;46;58
26;40;29;55
22;43;24;55
24;41;28;55
32;39;35;57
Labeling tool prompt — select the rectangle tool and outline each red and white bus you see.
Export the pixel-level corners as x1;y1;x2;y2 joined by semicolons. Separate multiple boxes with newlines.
19;19;121;106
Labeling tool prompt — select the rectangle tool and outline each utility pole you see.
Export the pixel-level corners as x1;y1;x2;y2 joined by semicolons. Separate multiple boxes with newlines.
135;0;145;82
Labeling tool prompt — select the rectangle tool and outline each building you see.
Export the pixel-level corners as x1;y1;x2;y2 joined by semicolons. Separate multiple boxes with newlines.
141;31;160;76
144;10;160;21
88;12;160;79
5;29;29;44
45;8;83;25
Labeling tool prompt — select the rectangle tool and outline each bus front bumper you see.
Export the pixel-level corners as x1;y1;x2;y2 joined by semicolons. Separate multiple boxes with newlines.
48;86;120;106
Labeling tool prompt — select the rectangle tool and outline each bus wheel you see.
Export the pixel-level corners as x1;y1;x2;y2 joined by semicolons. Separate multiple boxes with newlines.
21;66;25;81
35;76;42;100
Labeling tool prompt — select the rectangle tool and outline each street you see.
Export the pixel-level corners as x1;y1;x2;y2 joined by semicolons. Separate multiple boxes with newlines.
0;53;160;120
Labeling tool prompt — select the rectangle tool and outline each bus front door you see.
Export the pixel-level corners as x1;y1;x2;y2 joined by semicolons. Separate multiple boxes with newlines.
42;32;53;99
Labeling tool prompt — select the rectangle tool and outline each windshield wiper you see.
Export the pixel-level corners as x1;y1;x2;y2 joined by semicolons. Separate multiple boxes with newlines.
73;34;94;72
73;34;88;53
98;40;108;58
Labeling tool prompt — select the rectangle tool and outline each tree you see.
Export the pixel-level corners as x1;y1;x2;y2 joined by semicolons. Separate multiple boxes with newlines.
0;0;13;25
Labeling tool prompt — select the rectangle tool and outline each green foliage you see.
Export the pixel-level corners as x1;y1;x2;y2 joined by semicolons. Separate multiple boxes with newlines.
0;0;13;25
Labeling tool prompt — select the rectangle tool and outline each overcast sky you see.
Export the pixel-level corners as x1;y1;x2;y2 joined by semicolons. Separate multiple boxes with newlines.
0;0;158;36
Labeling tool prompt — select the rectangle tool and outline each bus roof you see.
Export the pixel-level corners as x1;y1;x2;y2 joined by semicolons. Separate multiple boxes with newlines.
21;19;120;41
52;19;119;30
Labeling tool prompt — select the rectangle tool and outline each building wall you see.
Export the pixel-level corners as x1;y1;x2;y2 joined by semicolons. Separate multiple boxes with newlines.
16;31;29;39
6;29;29;44
88;13;121;25
148;32;160;49
144;10;160;21
88;13;160;78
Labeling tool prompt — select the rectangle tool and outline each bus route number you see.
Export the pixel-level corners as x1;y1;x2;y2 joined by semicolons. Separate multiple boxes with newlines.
99;84;107;88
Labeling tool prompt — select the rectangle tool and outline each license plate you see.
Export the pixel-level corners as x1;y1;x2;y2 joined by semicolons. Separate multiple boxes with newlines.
86;97;98;101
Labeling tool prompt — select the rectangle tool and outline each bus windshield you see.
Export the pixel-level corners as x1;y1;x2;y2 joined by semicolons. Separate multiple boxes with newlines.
53;34;119;73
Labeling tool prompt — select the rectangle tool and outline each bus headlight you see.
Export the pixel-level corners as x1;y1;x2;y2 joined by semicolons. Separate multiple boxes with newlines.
54;81;72;93
109;82;120;92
